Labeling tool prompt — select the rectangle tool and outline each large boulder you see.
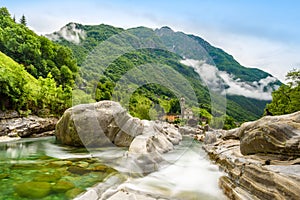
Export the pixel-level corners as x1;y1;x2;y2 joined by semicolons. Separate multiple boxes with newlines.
55;101;182;173
55;101;141;147
239;111;300;158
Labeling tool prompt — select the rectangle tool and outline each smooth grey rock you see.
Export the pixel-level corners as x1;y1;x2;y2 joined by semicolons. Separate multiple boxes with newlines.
0;110;19;119
222;128;240;140
178;126;197;135
204;131;217;144
204;112;300;200
239;111;300;158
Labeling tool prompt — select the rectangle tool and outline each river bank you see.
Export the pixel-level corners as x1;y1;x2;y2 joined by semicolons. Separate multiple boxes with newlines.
202;111;300;199
0;110;57;139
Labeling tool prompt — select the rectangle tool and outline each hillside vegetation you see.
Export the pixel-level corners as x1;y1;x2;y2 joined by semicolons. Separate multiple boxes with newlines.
0;51;72;116
50;23;278;126
0;7;76;116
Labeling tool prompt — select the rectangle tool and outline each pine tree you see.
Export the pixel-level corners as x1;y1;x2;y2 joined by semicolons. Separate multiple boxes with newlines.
20;14;26;26
13;15;16;22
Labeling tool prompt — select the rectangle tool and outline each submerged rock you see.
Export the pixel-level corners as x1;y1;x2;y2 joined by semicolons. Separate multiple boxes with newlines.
52;180;75;193
14;181;51;198
239;111;300;158
0;174;9;179
67;166;91;175
33;173;61;182
66;188;85;199
49;160;73;167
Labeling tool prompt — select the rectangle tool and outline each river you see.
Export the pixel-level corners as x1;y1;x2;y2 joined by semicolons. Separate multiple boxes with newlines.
0;136;225;199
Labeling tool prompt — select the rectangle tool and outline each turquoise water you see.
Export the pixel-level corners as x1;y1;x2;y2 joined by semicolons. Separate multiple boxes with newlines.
0;137;117;200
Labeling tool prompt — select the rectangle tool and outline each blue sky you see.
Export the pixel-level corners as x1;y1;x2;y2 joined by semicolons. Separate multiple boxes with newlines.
2;0;300;81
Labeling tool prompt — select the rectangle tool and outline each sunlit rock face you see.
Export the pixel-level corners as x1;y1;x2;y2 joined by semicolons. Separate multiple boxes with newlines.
239;111;300;158
203;111;300;199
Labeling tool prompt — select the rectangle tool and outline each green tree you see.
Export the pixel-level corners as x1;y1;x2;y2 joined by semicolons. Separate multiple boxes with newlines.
60;65;74;87
266;69;300;115
20;14;26;26
168;98;180;114
0;7;10;18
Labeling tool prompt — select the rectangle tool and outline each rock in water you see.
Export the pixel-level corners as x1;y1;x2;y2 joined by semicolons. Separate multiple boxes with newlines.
52;180;75;193
14;182;51;198
239;111;300;158
55;101;182;173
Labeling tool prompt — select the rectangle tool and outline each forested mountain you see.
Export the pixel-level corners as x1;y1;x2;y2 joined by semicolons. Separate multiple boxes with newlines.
0;6;284;128
47;22;281;126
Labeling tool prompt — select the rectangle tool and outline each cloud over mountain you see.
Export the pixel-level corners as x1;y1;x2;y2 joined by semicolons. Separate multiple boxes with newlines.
181;59;279;100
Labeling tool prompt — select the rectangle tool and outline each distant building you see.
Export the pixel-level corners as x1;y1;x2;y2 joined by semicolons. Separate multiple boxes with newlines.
163;115;179;123
183;108;194;120
180;97;194;120
180;97;185;119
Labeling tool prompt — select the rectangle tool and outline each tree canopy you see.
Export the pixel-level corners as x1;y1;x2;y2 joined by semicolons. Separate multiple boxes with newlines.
266;69;300;115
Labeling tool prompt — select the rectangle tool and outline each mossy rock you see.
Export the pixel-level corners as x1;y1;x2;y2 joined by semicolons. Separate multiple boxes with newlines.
90;164;108;172
52;180;75;193
106;168;117;174
67;166;91;175
33;173;61;182
77;161;89;168
65;188;85;199
49;160;73;167
14;181;51;198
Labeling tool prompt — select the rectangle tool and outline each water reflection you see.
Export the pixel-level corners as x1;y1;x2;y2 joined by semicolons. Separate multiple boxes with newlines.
0;138;52;161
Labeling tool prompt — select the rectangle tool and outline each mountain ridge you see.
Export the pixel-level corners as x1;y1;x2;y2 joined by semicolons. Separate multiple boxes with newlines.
46;22;281;124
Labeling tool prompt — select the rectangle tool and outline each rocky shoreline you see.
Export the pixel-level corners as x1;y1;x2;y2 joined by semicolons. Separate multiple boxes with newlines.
202;111;300;199
1;106;299;199
0;110;57;141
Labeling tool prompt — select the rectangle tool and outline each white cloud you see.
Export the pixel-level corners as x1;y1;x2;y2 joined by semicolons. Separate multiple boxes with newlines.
184;27;300;83
181;59;280;100
219;72;278;100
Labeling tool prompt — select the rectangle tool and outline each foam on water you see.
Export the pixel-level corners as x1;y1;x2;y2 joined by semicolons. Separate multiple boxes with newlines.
118;139;225;199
